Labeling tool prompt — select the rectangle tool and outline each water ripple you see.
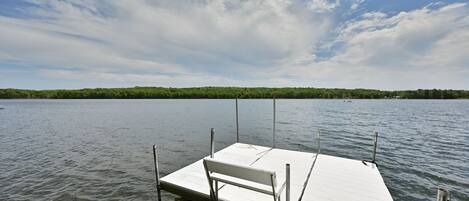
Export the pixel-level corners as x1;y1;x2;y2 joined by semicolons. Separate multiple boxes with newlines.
0;99;468;200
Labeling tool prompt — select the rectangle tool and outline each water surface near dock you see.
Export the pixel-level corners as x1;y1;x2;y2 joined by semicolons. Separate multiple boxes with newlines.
0;99;468;201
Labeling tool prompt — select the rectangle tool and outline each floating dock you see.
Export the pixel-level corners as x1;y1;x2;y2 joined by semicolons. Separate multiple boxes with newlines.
158;142;393;201
153;99;393;201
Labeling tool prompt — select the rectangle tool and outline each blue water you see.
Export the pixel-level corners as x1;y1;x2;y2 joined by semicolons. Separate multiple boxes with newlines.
0;99;468;201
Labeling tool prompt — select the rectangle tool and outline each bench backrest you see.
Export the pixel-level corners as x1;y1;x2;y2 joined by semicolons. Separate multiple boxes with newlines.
203;158;275;186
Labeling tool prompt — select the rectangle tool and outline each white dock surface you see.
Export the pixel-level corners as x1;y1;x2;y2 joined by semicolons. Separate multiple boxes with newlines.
160;143;393;201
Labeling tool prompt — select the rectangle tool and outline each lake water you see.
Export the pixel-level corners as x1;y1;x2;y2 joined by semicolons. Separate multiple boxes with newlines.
0;99;468;201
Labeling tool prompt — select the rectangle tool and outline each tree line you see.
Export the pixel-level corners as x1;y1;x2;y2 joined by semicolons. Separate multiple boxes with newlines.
0;87;468;99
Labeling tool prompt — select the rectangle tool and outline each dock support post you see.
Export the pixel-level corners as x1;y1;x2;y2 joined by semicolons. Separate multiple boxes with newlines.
236;98;239;143
372;131;378;163
317;129;321;154
437;188;450;201
152;145;162;201
273;98;276;148
210;128;215;158
286;163;290;201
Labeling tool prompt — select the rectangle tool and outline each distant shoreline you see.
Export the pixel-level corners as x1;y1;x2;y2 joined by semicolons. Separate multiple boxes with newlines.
1;87;468;99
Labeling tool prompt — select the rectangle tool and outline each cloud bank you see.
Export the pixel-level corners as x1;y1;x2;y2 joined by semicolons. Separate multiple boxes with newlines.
0;0;468;89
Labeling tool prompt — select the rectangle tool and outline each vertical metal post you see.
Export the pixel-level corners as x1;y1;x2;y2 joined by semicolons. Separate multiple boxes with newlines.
210;128;215;158
215;180;219;200
286;163;290;201
152;145;162;201
437;188;450;201
317;129;321;154
273;98;276;148
236;98;239;143
372;131;378;163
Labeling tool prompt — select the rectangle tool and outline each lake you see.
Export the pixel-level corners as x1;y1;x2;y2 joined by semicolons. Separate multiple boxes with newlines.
0;99;468;201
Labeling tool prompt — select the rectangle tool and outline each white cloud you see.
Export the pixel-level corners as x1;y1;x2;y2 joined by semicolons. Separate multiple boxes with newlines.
361;11;387;19
350;0;364;10
0;1;468;89
279;2;469;89
334;3;469;68
307;0;340;13
0;0;332;87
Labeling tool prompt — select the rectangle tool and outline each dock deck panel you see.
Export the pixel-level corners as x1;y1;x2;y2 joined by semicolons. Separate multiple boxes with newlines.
302;154;393;201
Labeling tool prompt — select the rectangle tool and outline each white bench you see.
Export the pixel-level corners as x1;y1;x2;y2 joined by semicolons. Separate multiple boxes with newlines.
203;157;290;201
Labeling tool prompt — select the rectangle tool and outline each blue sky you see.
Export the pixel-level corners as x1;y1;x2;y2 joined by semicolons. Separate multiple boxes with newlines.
0;0;468;90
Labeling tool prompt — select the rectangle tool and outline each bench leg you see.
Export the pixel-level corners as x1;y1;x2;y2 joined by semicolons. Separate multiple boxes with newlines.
215;180;219;200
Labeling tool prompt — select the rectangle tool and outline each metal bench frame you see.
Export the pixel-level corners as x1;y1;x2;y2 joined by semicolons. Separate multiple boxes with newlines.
203;158;290;201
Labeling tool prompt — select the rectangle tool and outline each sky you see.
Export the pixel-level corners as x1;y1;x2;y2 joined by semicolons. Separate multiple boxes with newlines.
0;0;468;90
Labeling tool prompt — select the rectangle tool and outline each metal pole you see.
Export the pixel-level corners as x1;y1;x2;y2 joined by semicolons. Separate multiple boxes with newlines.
372;131;378;163
317;129;321;154
273;98;276;148
152;145;162;201
203;160;216;200
210;128;215;158
236;98;239;143
215;180;219;200
437;188;450;201
286;163;290;201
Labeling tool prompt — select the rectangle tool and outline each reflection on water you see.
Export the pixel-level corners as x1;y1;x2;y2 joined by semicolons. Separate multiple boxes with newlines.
0;99;468;201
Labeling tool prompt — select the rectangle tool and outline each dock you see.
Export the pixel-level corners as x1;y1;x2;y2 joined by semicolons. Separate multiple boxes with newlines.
152;99;393;201
158;142;393;201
